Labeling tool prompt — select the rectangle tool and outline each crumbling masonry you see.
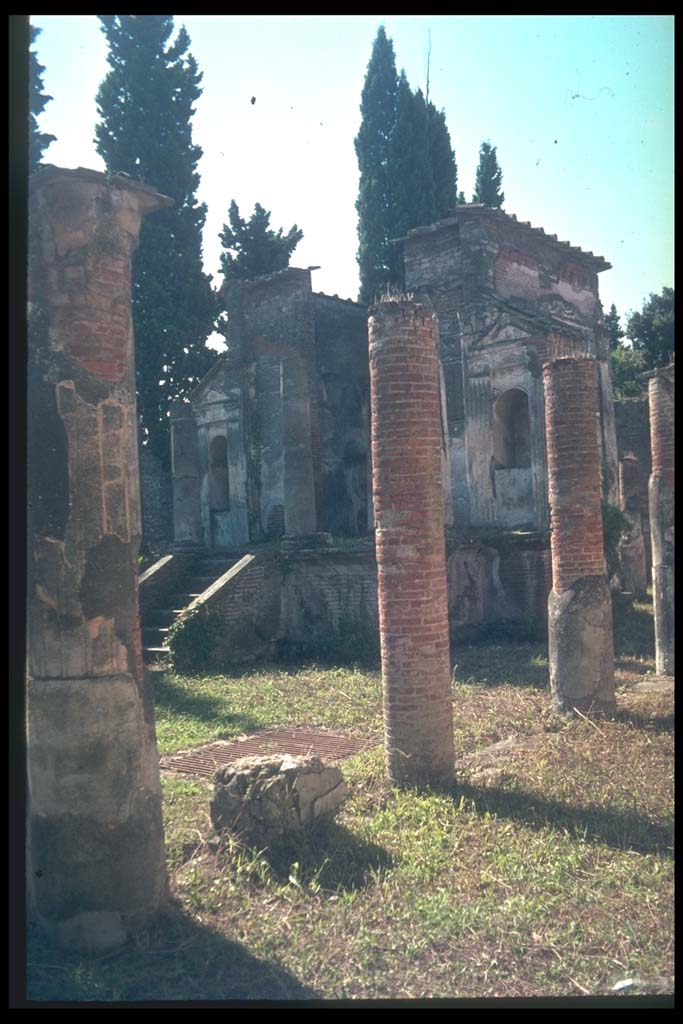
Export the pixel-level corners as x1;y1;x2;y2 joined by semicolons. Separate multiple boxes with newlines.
543;356;616;715
647;365;675;675
368;301;454;787
27;167;170;951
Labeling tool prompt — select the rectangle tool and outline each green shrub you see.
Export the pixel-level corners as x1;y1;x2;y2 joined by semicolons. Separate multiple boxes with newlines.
167;605;225;673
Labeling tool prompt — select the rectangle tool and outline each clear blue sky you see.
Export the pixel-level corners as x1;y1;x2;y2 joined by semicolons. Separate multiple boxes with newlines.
31;14;673;331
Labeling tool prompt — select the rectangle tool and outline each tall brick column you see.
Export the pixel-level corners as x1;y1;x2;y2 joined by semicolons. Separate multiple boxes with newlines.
647;366;675;675
368;300;454;787
27;167;171;951
543;356;615;715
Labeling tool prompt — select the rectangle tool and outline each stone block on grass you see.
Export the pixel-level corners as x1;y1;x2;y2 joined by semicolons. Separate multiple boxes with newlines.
210;754;348;849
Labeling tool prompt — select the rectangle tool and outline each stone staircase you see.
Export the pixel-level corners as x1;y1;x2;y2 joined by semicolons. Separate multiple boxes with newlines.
141;552;244;664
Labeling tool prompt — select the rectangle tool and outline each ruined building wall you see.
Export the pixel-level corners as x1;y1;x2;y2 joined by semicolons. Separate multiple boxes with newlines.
139;446;173;554
614;397;652;576
403;207;618;533
313;295;371;537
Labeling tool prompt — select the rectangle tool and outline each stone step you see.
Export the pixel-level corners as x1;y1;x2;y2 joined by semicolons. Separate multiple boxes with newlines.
194;560;241;577
142;626;169;646
186;575;225;591
142;608;178;629
143;645;169;663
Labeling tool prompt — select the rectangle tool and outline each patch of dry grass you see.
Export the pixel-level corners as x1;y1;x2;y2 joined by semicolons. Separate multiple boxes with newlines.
27;594;673;1002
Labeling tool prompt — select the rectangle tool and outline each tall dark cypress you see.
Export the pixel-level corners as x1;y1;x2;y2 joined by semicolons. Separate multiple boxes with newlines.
95;15;216;464
354;26;399;305
387;77;436;285
426;101;457;219
29;25;56;174
472;141;505;208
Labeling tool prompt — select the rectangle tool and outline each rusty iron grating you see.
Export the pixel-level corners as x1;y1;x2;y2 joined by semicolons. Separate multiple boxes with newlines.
160;728;375;780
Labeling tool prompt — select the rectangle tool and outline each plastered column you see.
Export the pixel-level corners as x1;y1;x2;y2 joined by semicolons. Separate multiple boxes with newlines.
170;400;203;546
543;356;615;715
618;454;647;596
27;167;171;951
648;366;675;675
369;300;454;787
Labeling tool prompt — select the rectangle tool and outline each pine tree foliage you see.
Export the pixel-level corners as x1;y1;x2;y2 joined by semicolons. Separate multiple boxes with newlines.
472;141;505;207
95;15;216;464
29;26;56;174
457;190;467;205
219;201;303;281
354;26;399;305
355;27;458;303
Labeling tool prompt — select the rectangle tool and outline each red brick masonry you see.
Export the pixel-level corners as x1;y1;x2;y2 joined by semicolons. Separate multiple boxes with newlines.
543;357;606;593
648;371;674;490
368;301;454;787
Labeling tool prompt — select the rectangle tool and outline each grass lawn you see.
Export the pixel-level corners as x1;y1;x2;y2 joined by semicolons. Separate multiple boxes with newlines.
26;594;673;1002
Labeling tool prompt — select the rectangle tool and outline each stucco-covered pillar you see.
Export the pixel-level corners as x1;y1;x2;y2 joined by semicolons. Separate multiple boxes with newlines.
369;300;454;787
170;400;203;546
27;167;171;951
647;366;675;675
543;356;615;715
618;454;647;596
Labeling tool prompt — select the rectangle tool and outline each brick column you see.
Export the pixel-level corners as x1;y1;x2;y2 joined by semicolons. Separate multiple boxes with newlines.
27;167;171;951
648;366;675;675
543;356;615;715
368;300;454;787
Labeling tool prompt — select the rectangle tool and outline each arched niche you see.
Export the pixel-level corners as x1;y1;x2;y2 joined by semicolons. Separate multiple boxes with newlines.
493;388;531;469
207;434;230;511
492;388;534;528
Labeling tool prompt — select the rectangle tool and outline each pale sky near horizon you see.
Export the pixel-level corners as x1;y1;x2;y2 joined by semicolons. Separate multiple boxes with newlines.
30;14;673;341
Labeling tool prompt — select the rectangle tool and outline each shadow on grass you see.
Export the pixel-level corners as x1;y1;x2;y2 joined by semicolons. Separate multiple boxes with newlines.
254;819;394;893
449;781;673;859
153;674;260;734
611;707;675;735
612;592;655;659
453;641;549;691
27;902;320;1003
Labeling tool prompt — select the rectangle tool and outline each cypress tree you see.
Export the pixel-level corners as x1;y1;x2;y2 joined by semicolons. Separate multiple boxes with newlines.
603;303;624;352
355;26;459;301
472;141;505;208
354;26;399;305
29;25;56;174
426;101;457;219
95;15;216;464
219;201;303;281
387;77;436;286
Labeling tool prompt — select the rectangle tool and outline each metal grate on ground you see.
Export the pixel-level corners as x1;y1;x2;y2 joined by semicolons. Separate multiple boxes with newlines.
160;728;376;780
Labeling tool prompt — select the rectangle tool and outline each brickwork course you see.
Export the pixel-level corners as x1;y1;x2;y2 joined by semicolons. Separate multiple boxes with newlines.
27;166;170;951
647;365;675;675
543;357;606;592
368;300;454;786
543;355;615;715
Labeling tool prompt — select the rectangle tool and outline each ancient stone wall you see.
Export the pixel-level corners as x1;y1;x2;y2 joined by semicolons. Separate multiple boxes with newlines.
222;269;317;537
139;445;173;554
313;294;371;537
27;167;169;950
368;300;454;787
